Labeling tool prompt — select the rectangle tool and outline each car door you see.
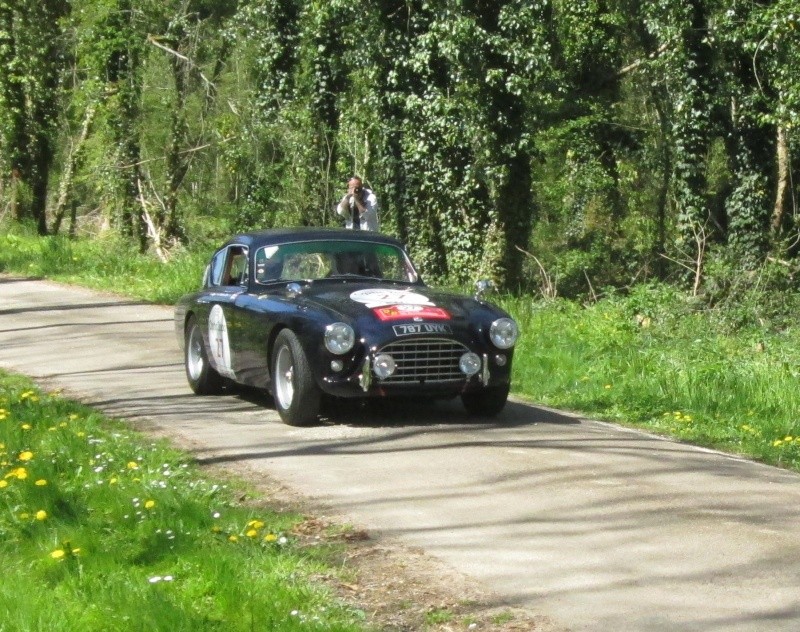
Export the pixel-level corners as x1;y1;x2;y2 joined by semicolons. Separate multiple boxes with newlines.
202;244;248;381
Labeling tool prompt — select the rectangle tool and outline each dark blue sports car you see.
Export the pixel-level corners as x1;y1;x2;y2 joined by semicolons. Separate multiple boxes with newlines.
174;228;519;425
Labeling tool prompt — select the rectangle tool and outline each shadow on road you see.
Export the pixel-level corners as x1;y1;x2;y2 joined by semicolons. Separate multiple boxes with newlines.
230;384;577;429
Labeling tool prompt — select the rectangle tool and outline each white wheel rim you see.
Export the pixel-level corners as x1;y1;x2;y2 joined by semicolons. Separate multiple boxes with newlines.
187;327;204;380
274;345;294;410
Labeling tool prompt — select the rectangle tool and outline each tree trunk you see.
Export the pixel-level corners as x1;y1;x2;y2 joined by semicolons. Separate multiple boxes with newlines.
771;124;790;233
52;101;97;235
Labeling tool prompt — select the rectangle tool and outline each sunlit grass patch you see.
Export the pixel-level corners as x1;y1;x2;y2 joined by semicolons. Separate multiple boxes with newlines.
0;229;208;304
0;371;367;631
500;288;800;472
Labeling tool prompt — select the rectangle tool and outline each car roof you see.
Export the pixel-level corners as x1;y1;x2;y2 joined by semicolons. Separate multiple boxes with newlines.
223;228;406;250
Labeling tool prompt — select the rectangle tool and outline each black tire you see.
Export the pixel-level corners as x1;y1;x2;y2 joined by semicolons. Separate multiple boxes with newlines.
185;315;224;395
461;384;510;417
271;329;321;426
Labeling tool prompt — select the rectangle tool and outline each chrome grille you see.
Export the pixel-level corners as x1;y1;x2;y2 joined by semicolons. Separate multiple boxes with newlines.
375;337;467;384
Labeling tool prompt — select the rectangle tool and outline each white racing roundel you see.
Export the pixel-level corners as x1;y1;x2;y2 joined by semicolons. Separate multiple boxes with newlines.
208;304;235;379
349;288;433;308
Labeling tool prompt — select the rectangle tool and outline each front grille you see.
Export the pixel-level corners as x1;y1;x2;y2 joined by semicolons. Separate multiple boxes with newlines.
375;337;467;385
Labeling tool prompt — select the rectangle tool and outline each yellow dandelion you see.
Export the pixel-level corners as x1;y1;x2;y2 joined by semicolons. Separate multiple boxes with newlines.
50;549;65;560
68;414;79;421
264;533;278;543
18;451;33;462
211;526;222;534
35;479;47;486
0;480;8;489
785;436;793;442
76;432;85;437
109;477;118;485
246;529;258;538
144;500;156;509
228;535;239;543
0;442;5;449
21;424;31;430
604;384;612;389
6;467;28;480
127;461;139;470
35;510;47;521
59;422;68;428
247;519;265;530
773;439;783;447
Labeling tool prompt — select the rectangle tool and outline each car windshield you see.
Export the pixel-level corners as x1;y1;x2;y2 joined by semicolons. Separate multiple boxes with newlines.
254;239;419;285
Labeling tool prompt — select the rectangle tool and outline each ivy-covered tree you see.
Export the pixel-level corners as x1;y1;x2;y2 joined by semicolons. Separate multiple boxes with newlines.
0;0;68;234
5;0;800;298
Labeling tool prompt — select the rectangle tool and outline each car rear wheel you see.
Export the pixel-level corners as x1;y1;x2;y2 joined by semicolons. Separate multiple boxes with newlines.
461;384;509;417
271;329;320;426
185;315;224;395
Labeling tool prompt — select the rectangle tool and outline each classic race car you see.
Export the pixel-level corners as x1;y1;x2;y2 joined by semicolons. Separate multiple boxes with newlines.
174;228;519;425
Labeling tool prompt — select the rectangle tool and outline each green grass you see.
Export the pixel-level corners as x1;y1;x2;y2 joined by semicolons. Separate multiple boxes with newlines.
499;289;800;471
0;372;369;632
0;230;209;304
1;227;799;473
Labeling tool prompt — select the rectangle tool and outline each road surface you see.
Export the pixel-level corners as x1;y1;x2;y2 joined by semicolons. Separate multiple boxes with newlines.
1;275;799;631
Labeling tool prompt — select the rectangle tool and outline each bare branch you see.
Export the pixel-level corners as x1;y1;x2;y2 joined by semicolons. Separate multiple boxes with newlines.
119;136;235;169
617;43;669;77
146;34;214;91
136;175;169;263
515;245;557;299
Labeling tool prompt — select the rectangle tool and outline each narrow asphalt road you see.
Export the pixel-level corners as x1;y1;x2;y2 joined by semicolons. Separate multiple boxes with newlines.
2;275;799;631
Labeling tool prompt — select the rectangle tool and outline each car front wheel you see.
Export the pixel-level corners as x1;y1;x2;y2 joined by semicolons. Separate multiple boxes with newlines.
185;315;224;395
271;329;321;426
461;384;510;417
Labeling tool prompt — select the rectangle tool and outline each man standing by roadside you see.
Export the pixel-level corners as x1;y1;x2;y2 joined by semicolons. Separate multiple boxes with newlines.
336;177;379;231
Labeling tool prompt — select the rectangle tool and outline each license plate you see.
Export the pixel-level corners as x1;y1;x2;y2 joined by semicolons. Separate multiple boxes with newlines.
392;323;453;336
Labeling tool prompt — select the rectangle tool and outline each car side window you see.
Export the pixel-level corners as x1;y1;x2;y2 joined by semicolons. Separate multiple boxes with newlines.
224;247;248;286
208;246;249;287
208;249;226;287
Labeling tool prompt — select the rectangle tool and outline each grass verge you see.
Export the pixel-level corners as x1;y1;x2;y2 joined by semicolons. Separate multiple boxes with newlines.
501;287;800;471
0;370;369;632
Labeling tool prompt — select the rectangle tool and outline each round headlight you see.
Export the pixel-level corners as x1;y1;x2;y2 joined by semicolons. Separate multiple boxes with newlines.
324;323;355;355
459;352;481;376
489;318;519;349
373;353;396;379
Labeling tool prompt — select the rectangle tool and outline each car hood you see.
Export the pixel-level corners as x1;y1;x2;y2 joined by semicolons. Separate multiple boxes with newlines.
284;281;500;323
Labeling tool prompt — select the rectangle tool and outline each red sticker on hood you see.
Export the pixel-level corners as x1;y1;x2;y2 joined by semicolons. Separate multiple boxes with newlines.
373;305;451;321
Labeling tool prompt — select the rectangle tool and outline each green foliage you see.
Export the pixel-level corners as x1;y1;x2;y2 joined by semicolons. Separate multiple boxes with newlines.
1;0;799;295
499;286;800;470
0;227;209;304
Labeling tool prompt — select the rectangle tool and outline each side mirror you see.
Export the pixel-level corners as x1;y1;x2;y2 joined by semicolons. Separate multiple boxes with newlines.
474;279;496;300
